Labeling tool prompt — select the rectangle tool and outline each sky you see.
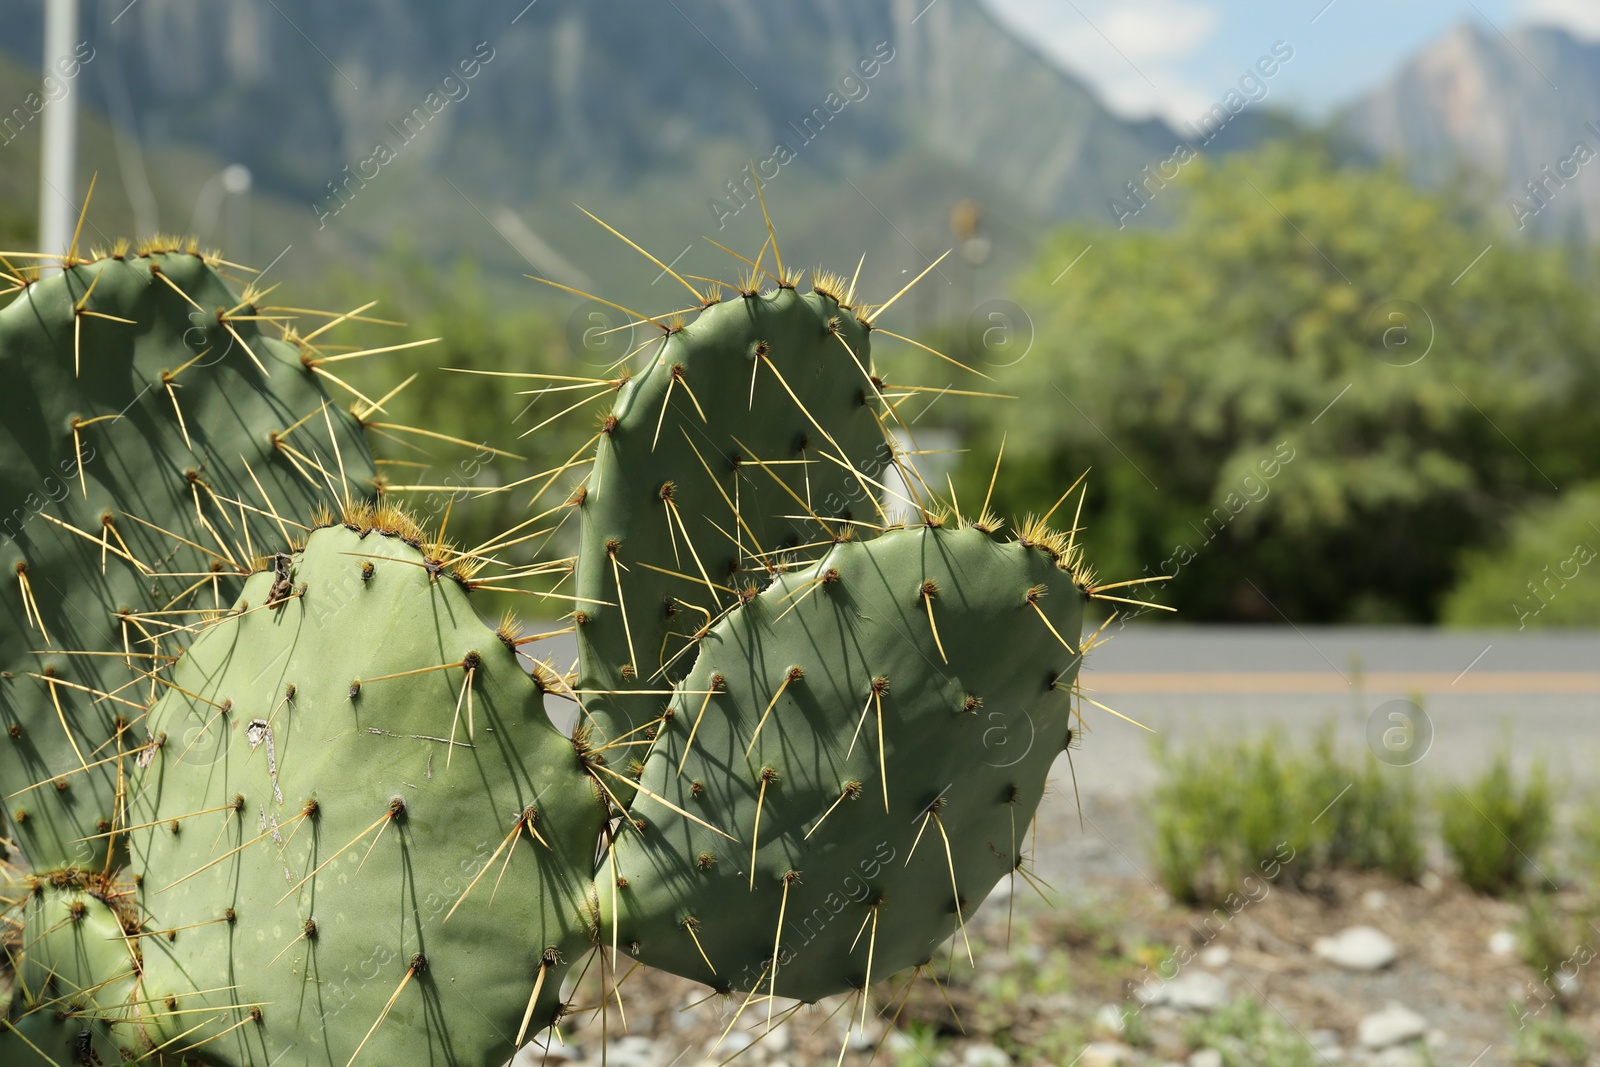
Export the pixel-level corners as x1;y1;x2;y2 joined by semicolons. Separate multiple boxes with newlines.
982;0;1600;126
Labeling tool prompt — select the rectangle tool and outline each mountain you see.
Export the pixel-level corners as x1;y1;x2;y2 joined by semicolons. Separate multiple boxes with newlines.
0;0;1177;312
1337;22;1600;241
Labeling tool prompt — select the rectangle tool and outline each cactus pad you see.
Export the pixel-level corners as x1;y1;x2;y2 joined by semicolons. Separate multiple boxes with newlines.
115;520;605;1066
575;282;892;753
0;247;374;870
599;522;1088;1001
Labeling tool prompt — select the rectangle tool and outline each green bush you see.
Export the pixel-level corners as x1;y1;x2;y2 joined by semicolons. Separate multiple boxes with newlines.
1442;482;1600;628
1149;725;1424;905
1440;753;1553;896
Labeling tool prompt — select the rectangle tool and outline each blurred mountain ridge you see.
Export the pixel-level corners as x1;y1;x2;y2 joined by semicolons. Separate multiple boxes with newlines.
1337;20;1600;241
0;0;1184;304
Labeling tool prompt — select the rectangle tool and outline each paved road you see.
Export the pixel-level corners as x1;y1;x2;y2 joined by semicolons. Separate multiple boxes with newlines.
531;623;1599;799
1068;625;1600;799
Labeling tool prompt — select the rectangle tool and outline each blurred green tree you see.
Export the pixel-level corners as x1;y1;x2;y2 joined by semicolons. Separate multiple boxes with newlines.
954;143;1600;622
1442;482;1600;628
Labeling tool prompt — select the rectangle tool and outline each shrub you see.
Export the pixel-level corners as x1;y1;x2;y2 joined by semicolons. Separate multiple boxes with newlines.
1149;724;1424;905
1440;753;1553;896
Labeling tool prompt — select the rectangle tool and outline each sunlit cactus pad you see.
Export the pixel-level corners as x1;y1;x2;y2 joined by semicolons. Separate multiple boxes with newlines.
118;518;605;1067
0;241;375;870
599;521;1089;1001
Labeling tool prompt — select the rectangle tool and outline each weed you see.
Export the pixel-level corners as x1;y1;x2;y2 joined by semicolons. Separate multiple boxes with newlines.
1507;1003;1589;1067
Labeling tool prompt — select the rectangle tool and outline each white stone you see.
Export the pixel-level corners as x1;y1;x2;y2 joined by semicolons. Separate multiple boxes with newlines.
1371;1047;1425;1067
847;1025;882;1052
1094;1004;1127;1035
1488;929;1518;956
1137;971;1228;1010
604;1035;662;1067
1419;871;1444;892
882;1030;917;1056
510;1040;583;1065
762;1024;792;1054
1358;1005;1427;1049
1362;889;1389;910
1081;1042;1131;1067
1314;925;1397;971
1187;1050;1223;1067
962;1043;1012;1067
1167;972;1228;1012
712;1031;756;1057
1308;1029;1341;1048
1198;946;1231;968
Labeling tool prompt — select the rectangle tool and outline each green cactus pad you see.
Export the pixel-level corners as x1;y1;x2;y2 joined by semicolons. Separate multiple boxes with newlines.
113;521;605;1066
598;522;1087;1001
1;882;142;1065
0;247;375;871
575;283;891;755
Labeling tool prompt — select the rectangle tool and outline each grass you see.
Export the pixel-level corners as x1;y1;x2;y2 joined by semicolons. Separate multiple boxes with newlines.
1148;724;1424;906
1507;1004;1589;1067
1439;752;1553;896
1184;997;1322;1067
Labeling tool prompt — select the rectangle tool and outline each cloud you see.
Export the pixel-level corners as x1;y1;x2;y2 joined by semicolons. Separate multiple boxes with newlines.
1519;0;1600;40
982;0;1221;123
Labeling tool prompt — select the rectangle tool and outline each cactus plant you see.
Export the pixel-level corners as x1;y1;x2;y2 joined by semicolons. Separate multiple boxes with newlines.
2;217;1140;1065
0;240;375;872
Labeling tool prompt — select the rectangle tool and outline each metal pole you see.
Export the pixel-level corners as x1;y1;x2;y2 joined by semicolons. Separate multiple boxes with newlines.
38;0;80;257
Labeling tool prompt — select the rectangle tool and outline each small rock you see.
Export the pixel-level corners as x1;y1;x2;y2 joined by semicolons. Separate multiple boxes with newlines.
1371;1047;1425;1067
1488;929;1518;956
1081;1042;1131;1067
511;1040;583;1065
712;1031;756;1057
1167;972;1228;1012
1419;870;1444;893
1314;926;1397;971
1362;889;1389;910
763;1024;793;1054
962;1043;1012;1067
1187;1050;1223;1067
1138;972;1226;1010
1555;972;1581;997
604;1035;661;1067
1094;1004;1127;1036
882;1030;917;1057
1358;1005;1427;1049
1199;946;1231;968
1308;1029;1341;1049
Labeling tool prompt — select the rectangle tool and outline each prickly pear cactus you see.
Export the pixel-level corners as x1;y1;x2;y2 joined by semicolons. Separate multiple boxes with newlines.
105;516;607;1066
598;521;1088;1000
2;215;1132;1065
0;242;375;871
1;879;141;1066
575;276;892;754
